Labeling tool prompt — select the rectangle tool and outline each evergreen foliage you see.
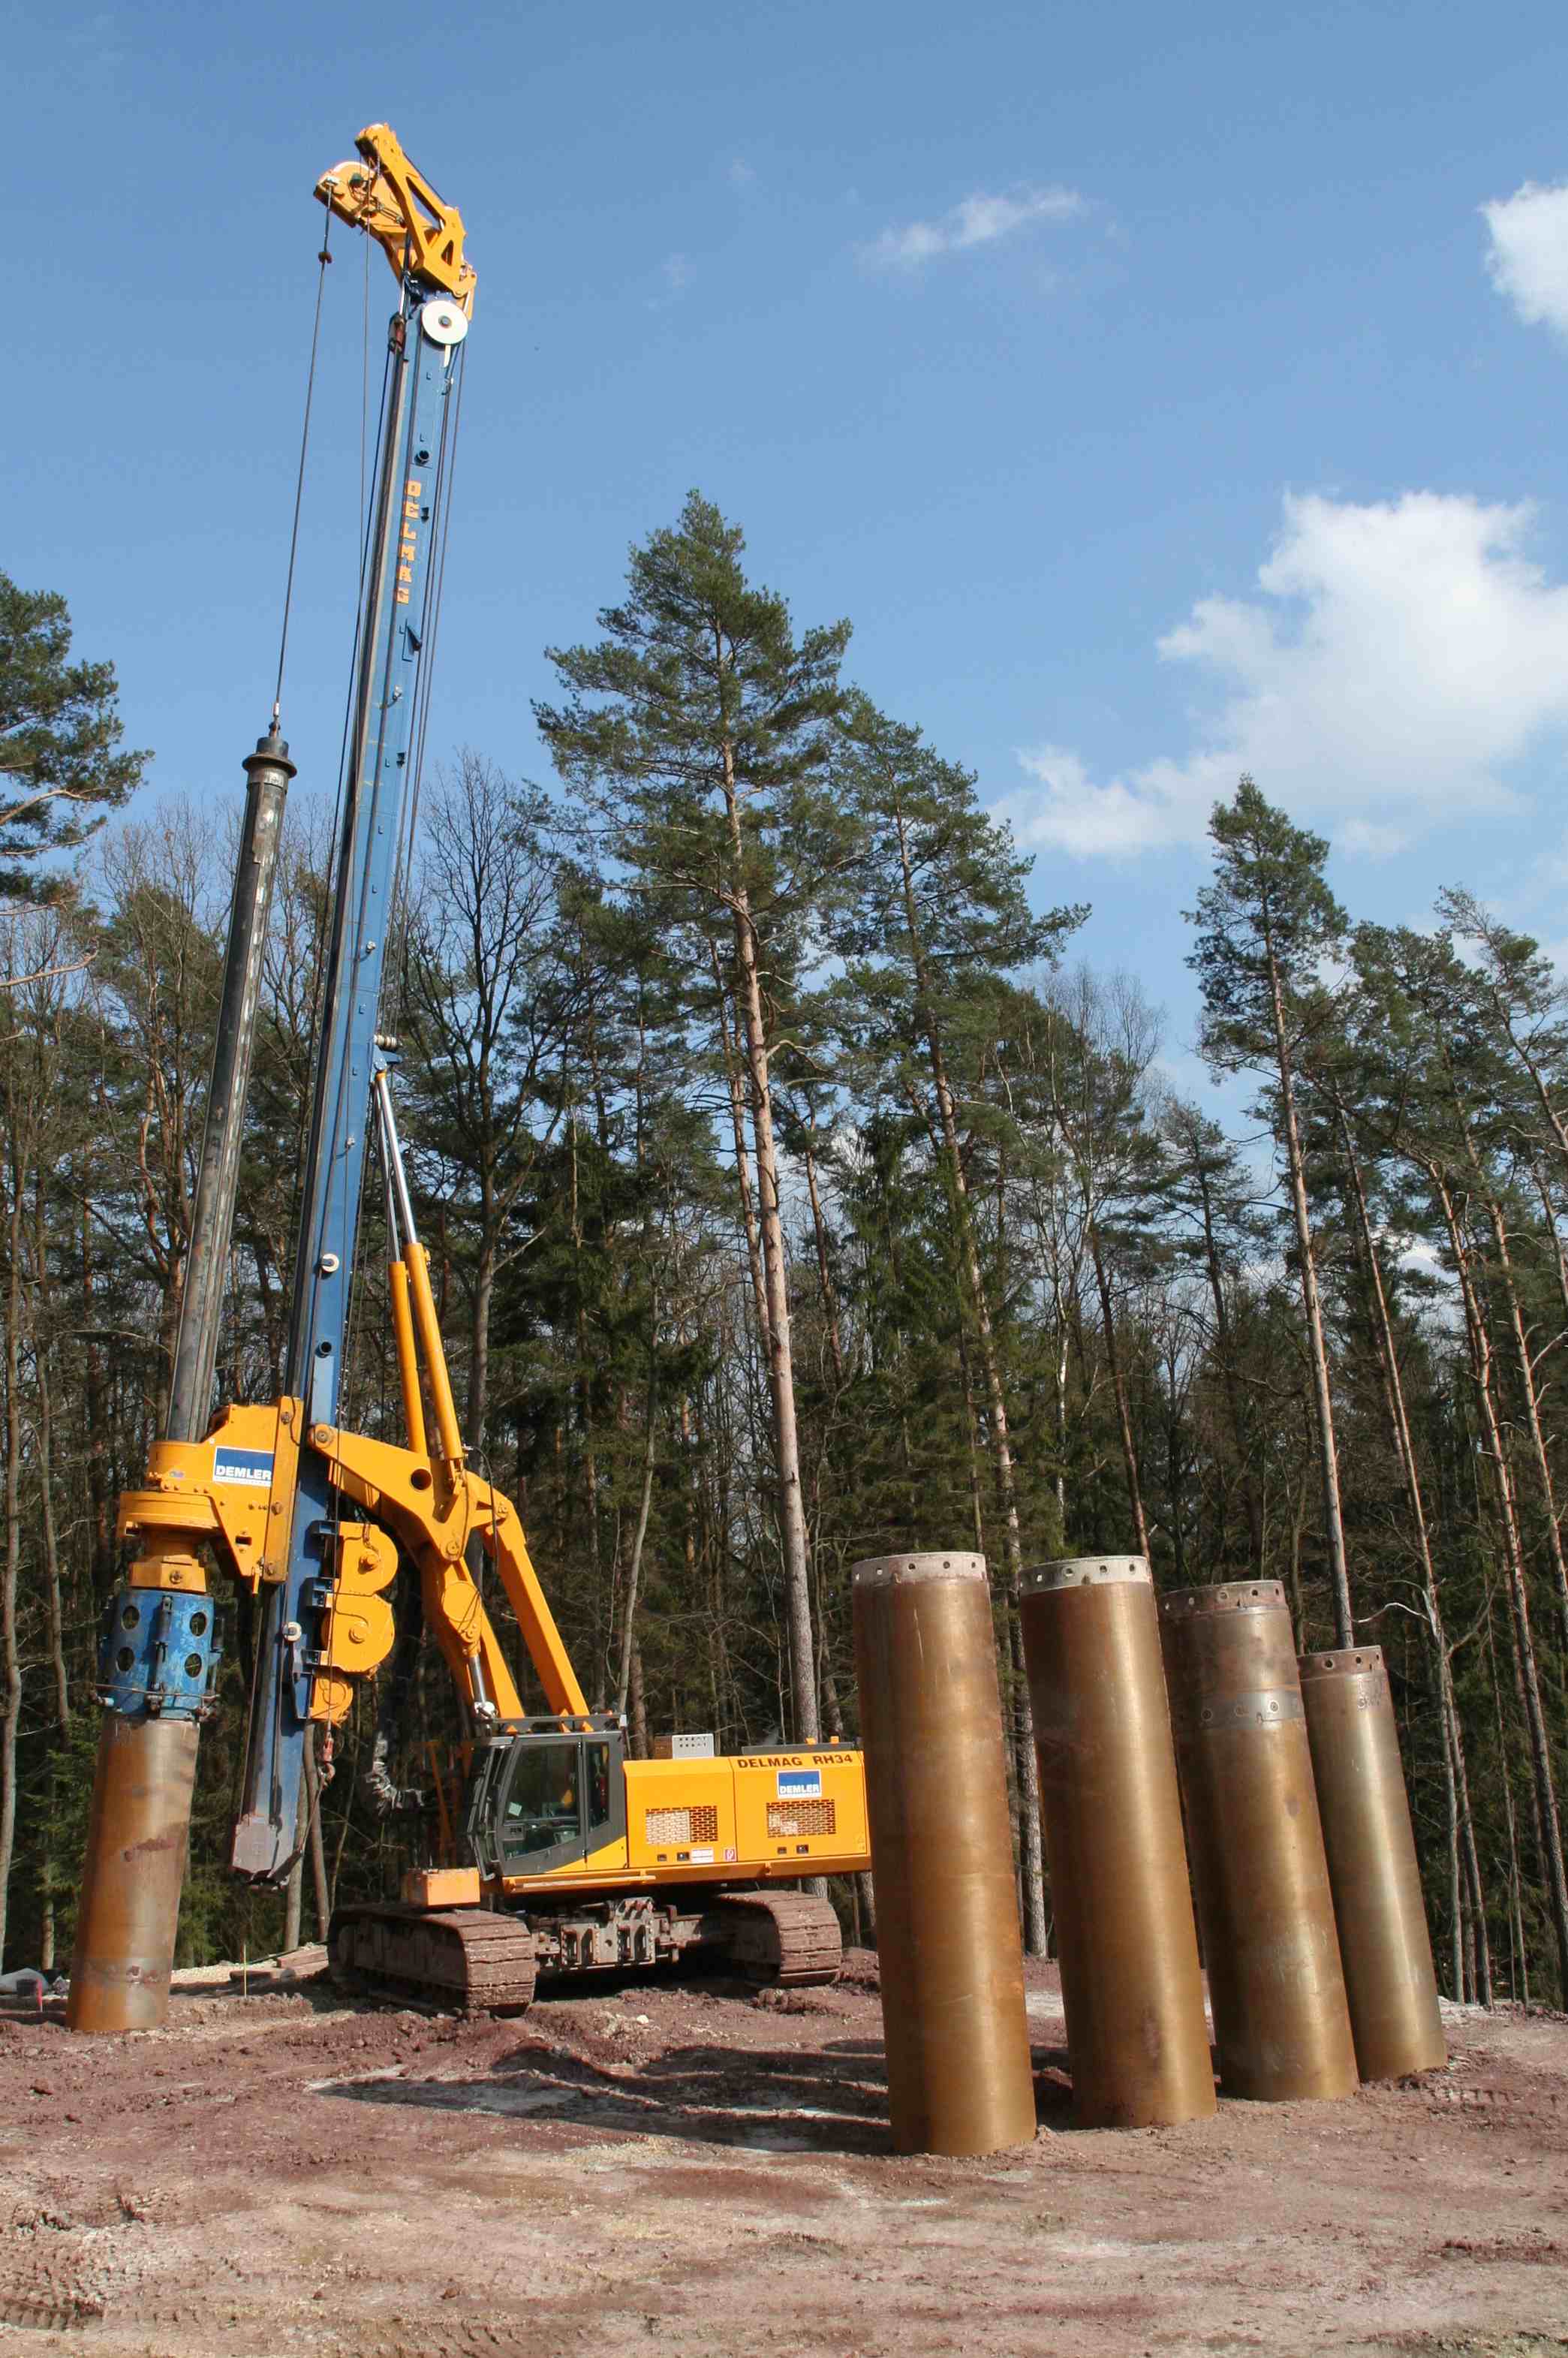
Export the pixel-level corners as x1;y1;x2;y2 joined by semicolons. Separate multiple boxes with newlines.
0;508;1563;2010
0;573;147;905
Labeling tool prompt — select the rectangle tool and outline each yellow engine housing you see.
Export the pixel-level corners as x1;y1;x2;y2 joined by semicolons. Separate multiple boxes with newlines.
498;1747;870;1900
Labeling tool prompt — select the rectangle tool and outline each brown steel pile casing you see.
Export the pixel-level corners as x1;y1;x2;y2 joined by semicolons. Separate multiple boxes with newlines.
1160;1582;1357;2103
1299;1645;1446;2082
66;1716;200;2033
1021;1556;1215;2127
853;1551;1037;2156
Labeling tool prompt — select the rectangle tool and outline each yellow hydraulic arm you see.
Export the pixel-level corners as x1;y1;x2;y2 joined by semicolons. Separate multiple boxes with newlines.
316;122;476;314
116;1069;589;1761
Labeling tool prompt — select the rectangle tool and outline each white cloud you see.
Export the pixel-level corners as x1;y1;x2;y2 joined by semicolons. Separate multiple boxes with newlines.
1338;819;1410;860
728;158;755;188
661;253;694;294
1483;179;1568;337
862;185;1085;270
1004;491;1568;861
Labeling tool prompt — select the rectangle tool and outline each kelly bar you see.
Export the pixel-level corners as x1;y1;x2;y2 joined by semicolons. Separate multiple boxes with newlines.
1021;1558;1215;2127
1299;1646;1446;2082
67;732;291;2034
852;1552;1038;2156
1160;1582;1357;2103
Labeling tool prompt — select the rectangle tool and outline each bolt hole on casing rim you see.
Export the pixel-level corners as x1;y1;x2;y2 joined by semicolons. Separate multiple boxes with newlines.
1019;1556;1216;2129
1159;1583;1358;2104
1297;1644;1446;2082
852;1551;1038;2158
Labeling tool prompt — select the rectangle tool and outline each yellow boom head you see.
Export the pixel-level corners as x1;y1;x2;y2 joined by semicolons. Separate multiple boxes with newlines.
315;122;476;314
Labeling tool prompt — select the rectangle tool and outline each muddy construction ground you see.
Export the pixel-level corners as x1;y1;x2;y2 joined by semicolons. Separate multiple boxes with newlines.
2;1954;1565;2358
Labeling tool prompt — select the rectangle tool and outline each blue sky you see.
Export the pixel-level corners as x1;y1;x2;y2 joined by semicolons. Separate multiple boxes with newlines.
11;0;1568;1103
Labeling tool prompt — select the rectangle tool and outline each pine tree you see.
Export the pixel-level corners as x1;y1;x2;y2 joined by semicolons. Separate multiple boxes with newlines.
536;492;853;1745
831;692;1084;1952
1;573;147;906
1187;777;1355;1644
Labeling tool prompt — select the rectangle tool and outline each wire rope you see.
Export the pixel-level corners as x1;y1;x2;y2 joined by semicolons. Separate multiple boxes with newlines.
270;214;333;729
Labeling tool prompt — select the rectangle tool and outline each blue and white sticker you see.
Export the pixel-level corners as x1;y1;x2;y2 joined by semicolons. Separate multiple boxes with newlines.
776;1767;821;1801
213;1447;274;1489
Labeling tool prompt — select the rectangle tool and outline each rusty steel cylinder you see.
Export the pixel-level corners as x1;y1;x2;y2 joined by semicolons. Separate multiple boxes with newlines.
1299;1646;1446;2082
1020;1557;1215;2127
66;1715;200;2032
853;1552;1037;2156
1160;1581;1357;2103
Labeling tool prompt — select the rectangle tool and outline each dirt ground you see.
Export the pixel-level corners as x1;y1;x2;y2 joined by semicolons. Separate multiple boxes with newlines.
2;1953;1565;2358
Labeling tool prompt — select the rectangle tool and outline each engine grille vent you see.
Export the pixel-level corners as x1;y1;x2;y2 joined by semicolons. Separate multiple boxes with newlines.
766;1799;836;1837
645;1805;719;1845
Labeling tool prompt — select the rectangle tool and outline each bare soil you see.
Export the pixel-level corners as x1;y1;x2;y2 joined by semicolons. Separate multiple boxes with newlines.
2;1953;1565;2358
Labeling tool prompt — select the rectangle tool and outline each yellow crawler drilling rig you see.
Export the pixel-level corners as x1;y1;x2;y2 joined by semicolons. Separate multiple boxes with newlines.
68;123;868;2034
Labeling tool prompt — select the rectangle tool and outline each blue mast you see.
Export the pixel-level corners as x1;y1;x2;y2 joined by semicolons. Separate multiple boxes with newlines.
231;282;468;1878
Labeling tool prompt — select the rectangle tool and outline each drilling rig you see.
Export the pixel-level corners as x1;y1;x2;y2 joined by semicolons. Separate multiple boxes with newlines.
68;125;867;2034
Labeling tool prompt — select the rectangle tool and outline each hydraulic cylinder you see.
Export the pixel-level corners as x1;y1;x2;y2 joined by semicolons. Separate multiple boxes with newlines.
1299;1645;1446;2081
1020;1557;1215;2127
1160;1581;1357;2103
853;1552;1038;2156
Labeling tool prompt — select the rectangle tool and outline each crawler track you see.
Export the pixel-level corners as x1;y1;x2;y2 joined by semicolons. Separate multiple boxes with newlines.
329;1885;842;2016
709;1890;844;1986
328;1903;537;2016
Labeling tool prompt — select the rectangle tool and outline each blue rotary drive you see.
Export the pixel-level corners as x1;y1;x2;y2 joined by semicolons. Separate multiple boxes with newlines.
95;1587;221;1720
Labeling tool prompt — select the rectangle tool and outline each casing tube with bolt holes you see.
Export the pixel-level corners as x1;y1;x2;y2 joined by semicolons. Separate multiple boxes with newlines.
1299;1646;1446;2082
853;1552;1038;2155
66;1715;201;2033
1160;1582;1358;2103
1021;1557;1216;2127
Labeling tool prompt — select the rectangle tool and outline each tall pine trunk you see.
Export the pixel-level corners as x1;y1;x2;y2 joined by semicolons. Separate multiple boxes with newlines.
893;805;1047;1953
718;715;818;1745
1433;1167;1568;1998
1266;952;1352;1643
1088;1224;1151;1555
1339;1116;1487;2001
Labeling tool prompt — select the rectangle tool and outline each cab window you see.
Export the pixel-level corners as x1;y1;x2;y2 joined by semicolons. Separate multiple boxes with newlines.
502;1740;579;1856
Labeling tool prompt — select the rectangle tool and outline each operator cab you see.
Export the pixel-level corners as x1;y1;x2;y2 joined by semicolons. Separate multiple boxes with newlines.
464;1714;627;1880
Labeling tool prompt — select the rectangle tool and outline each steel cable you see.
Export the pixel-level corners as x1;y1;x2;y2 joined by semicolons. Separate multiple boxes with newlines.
270;214;333;729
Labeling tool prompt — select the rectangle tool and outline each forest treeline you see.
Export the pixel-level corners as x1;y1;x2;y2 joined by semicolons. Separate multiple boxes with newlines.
2;499;1566;2007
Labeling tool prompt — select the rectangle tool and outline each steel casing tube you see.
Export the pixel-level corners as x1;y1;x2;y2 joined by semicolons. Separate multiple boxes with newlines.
1021;1557;1215;2127
1159;1582;1357;2103
65;1715;200;2032
853;1552;1038;2156
1299;1645;1446;2082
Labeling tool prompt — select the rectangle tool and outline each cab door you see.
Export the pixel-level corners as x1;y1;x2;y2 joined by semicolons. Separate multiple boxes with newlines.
493;1736;588;1877
472;1730;629;1882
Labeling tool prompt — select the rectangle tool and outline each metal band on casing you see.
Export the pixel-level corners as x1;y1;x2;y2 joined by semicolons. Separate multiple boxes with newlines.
1298;1646;1385;1685
1022;1556;1151;1593
852;1552;987;1589
1160;1580;1287;1618
1184;1688;1305;1730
